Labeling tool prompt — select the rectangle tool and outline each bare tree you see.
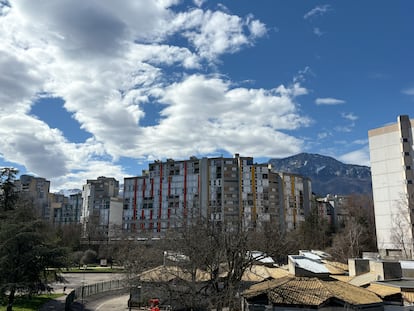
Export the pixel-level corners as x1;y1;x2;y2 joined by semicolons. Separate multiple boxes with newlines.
329;220;366;262
389;193;414;259
161;220;258;310
328;194;377;262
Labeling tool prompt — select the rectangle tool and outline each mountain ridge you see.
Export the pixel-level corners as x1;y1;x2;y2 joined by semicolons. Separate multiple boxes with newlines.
268;153;372;196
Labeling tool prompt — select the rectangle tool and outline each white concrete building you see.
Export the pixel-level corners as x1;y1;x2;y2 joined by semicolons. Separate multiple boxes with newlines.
81;176;120;240
368;115;414;259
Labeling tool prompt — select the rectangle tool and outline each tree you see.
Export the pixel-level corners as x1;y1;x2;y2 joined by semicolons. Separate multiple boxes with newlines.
0;168;19;212
389;193;414;259
296;205;333;251
55;223;82;252
328;194;377;262
0;169;67;311
329;220;366;262
81;249;98;266
162;220;257;310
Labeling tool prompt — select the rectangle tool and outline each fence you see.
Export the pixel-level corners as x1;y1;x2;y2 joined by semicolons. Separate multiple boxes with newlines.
65;278;128;310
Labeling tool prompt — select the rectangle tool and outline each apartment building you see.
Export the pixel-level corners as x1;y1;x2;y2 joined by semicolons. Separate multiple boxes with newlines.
368;115;414;259
81;176;120;240
276;172;312;231
15;174;50;220
49;191;82;225
123;154;284;237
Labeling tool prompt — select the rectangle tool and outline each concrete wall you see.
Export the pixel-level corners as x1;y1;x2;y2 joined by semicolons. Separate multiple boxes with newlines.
369;261;402;280
349;259;370;277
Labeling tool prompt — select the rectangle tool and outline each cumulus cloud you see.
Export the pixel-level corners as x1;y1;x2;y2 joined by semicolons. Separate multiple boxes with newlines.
173;9;267;60
0;0;315;191
315;97;345;105
338;147;370;167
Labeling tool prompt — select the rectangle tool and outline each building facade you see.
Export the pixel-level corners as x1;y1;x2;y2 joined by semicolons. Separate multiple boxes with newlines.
15;174;51;220
81;176;120;240
123;154;291;237
368;115;414;259
276;172;312;231
49;191;82;225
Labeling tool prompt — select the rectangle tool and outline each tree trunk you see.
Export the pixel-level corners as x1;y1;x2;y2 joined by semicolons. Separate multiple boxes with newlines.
7;287;15;311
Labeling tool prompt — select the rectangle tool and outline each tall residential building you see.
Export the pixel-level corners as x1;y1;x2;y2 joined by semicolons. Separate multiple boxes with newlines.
15;175;50;220
81;176;120;241
49;191;82;225
368;115;414;259
275;172;312;231
123;154;285;237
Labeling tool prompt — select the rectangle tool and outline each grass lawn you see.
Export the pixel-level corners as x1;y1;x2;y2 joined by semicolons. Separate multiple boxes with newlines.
0;293;63;311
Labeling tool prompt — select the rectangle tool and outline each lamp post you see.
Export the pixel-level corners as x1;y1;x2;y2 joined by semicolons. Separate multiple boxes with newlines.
163;251;167;267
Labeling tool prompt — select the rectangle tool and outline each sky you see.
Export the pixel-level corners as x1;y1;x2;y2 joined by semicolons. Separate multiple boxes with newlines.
0;0;413;192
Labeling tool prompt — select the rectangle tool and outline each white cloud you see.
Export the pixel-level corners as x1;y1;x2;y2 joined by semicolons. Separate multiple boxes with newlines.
402;88;414;95
315;97;346;105
338;147;370;167
317;132;331;140
304;5;331;20
313;27;323;36
173;9;267;60
0;0;311;191
193;0;205;7
341;112;358;121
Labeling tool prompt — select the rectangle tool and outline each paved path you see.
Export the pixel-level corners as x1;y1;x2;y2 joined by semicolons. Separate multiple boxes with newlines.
84;293;130;311
39;272;126;311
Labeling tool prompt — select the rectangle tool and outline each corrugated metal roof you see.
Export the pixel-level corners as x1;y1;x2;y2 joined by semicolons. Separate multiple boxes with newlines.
290;255;330;273
400;260;414;269
249;251;275;264
243;276;383;306
349;272;379;287
300;251;322;261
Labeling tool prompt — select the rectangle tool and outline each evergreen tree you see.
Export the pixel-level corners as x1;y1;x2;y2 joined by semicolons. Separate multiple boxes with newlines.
0;169;67;311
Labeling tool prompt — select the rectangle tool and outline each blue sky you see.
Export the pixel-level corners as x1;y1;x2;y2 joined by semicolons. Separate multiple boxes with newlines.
0;0;413;191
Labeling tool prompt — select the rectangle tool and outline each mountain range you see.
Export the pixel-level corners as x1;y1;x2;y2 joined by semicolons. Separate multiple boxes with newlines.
268;153;372;197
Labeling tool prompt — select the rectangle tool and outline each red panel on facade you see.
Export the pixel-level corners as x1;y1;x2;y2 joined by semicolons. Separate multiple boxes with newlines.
141;210;145;231
150;210;153;229
159;164;162;219
150;178;154;197
133;178;138;231
183;162;187;218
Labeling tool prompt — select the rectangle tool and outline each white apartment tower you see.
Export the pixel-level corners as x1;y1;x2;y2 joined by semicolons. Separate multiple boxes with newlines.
123;154;284;236
81;176;120;240
368;115;414;259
